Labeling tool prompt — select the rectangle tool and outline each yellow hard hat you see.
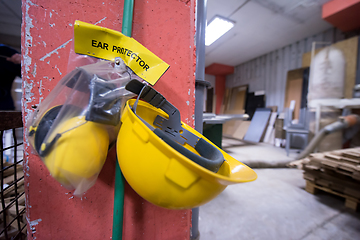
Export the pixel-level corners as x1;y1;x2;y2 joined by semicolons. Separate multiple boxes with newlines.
117;80;257;209
29;105;109;189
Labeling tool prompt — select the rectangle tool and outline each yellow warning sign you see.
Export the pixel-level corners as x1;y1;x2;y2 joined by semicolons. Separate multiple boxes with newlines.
74;20;169;85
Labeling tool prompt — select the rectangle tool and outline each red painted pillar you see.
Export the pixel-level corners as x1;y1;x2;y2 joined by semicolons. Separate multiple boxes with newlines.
323;0;360;32
21;0;195;239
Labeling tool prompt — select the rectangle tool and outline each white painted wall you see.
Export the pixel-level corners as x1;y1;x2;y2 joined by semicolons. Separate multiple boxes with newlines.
226;27;347;112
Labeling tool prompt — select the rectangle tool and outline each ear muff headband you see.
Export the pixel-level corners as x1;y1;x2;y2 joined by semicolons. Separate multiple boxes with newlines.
153;129;224;172
29;104;84;157
32;105;63;154
125;80;224;173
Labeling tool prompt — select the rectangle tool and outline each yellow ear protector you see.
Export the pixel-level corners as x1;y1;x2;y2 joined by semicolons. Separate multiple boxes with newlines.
117;80;257;209
28;68;123;188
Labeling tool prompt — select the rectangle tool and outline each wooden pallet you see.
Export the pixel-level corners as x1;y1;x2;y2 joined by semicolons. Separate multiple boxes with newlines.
303;170;360;199
305;180;359;211
303;147;360;181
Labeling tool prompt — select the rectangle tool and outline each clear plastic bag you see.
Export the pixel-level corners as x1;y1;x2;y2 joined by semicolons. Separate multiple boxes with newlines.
28;58;134;195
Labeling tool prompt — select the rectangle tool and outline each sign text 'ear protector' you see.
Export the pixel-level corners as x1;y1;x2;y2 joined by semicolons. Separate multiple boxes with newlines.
117;80;257;209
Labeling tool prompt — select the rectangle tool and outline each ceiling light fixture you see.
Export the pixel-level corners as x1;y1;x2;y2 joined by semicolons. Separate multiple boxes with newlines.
205;16;235;46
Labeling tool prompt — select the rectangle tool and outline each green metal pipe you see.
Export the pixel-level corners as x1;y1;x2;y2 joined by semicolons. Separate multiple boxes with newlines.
112;161;125;240
122;0;134;37
112;1;134;240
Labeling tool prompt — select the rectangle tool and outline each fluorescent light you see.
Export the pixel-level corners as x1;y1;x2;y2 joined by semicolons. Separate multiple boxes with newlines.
205;16;235;46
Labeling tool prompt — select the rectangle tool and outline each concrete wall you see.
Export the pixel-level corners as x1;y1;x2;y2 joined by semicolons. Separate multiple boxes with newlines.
205;74;215;88
21;0;195;239
226;27;346;112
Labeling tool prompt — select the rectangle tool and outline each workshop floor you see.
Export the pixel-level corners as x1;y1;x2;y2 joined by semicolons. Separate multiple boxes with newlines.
199;140;360;240
222;137;298;168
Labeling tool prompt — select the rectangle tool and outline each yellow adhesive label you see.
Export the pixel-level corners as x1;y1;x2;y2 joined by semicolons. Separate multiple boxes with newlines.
74;20;169;85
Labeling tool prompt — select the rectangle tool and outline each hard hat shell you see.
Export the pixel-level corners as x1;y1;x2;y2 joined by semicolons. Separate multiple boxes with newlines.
43;116;109;188
117;99;257;209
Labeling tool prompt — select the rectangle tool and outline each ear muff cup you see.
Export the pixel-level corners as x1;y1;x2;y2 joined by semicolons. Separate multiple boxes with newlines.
31;105;109;188
33;105;83;154
43;116;109;187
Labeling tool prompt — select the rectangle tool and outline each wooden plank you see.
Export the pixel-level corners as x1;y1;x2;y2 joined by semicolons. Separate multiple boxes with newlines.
284;68;305;119
232;121;251;140
2;178;24;197
305;181;318;194
345;199;358;211
232;88;246;113
1;195;25;211
343;151;360;160
321;158;359;175
8;205;25;217
2;164;23;178
18;194;25;206
220;88;231;114
3;171;24;185
0;228;19;240
224;85;247;114
224;120;251;140
263;112;278;143
223;120;238;137
266;106;278;113
324;152;360;164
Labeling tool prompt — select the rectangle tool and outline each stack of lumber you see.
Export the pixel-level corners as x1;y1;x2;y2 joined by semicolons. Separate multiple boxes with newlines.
302;148;360;211
0;163;26;240
223;120;251;140
223;108;278;144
